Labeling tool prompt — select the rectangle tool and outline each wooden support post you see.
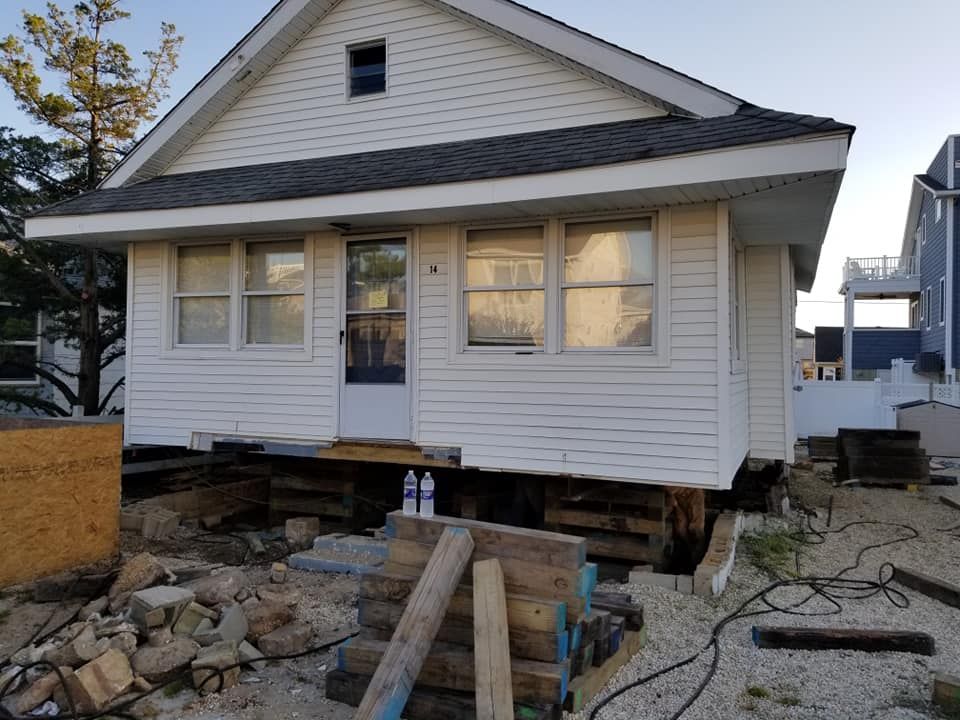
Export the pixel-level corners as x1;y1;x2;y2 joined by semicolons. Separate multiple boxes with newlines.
354;526;474;720
893;566;960;609
752;626;935;656
474;559;514;720
933;672;960;712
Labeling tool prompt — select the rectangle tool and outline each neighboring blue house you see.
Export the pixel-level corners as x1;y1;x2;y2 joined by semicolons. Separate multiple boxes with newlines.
841;135;959;382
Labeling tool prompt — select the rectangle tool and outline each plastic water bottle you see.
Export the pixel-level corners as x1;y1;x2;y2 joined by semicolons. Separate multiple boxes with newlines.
420;472;435;518
403;470;418;516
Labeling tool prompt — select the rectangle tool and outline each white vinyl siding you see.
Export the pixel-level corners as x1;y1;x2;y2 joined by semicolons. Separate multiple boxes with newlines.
126;236;338;447
163;0;661;175
416;205;719;487
745;245;790;461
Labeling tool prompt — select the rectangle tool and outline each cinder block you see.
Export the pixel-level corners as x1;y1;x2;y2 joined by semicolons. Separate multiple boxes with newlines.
191;641;240;693
173;602;218;636
676;575;694;594
141;508;180;540
74;649;134;711
119;505;152;532
194;604;248;647
129;586;195;632
628;571;678;591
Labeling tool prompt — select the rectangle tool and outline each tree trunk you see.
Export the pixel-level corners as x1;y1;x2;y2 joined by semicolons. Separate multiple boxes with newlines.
78;247;101;415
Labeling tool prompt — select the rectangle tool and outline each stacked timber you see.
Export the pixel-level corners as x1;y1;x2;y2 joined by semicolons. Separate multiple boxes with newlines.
544;479;672;569
836;429;929;486
327;511;647;717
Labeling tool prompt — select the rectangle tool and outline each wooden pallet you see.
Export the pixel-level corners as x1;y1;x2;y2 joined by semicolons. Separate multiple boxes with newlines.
544;480;672;567
269;469;385;530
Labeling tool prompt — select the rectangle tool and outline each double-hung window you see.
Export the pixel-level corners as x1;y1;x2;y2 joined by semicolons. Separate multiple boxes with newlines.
562;218;654;348
0;302;40;384
464;226;545;348
172;239;306;349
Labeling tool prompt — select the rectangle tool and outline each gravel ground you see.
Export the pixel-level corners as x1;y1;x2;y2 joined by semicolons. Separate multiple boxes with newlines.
574;456;960;720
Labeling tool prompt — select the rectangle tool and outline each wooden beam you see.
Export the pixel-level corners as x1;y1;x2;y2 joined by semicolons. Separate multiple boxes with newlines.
386;510;586;569
359;572;567;634
353;526;474;720
751;626;935;656
325;670;559;720
314;441;458;468
893;566;960;609
339;637;569;706
564;630;645;713
933;672;960;712
589;592;644;632
583;534;664;563
357;598;569;663
544;508;664;535
940;495;960;512
474;559;515;720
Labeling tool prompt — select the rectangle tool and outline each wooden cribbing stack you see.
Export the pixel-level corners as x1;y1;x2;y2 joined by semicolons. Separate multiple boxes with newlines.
327;511;648;718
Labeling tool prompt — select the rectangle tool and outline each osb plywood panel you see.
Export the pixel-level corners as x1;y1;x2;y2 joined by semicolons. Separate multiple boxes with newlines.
0;423;121;587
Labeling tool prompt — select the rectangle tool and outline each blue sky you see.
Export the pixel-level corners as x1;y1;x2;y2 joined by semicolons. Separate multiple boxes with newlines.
2;0;958;330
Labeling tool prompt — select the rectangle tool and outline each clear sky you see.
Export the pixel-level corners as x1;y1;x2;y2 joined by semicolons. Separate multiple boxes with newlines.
2;0;958;332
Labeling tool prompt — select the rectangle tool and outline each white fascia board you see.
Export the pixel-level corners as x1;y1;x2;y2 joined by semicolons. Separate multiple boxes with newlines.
436;0;740;118
101;0;323;189
26;134;849;242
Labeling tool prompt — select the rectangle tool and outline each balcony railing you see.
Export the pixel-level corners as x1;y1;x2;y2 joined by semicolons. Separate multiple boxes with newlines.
843;256;919;282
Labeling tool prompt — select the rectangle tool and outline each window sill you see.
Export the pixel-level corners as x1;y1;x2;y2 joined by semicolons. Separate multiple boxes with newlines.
347;91;387;103
160;346;314;362
450;347;669;368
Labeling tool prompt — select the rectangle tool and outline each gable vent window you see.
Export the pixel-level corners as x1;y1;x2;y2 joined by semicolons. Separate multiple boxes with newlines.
348;41;386;98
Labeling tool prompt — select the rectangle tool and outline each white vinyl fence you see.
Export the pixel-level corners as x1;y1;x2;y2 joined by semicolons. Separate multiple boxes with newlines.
794;380;960;438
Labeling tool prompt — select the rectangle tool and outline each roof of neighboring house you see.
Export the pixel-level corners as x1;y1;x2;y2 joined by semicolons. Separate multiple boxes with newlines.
37;105;852;218
894;400;960;411
796;328;815;338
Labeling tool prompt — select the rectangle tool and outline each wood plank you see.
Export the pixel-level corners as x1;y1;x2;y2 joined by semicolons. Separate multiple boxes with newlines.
339;638;570;706
933;672;960;713
386;510;586;569
325;670;560;720
751;626;936;656
589;592;645;632
386;539;596;603
353;527;474;720
357;598;569;663
592;611;612;667
940;495;960;512
544;508;664;535
545;482;665;508
474;559;515;720
315;441;458;468
564;630;646;713
893;566;960;609
583;534;664;563
360;572;567;634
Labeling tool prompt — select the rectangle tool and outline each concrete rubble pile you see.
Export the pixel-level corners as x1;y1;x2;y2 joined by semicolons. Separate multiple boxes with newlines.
1;553;311;716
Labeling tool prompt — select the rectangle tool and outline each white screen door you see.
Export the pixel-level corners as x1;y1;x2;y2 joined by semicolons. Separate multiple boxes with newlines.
339;237;410;440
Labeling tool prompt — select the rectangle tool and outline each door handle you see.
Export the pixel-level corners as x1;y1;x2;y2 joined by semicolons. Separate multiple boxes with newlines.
339;330;345;345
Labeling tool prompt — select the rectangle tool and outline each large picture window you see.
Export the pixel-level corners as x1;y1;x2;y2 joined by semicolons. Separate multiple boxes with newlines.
171;238;307;350
562;218;654;348
463;226;545;348
0;302;40;384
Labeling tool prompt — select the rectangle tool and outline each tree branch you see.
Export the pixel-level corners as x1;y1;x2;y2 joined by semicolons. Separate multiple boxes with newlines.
0;214;81;303
98;346;124;370
24;362;80;407
0;388;71;417
97;374;124;414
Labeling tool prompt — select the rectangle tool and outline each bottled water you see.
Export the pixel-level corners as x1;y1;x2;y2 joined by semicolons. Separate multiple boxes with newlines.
420;472;435;518
402;470;418;516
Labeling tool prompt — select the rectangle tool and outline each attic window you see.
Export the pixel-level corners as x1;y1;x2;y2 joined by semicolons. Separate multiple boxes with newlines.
348;41;386;98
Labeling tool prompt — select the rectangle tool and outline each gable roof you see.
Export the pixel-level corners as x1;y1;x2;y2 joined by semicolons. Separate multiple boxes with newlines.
101;0;743;189
900;137;960;260
38;106;851;218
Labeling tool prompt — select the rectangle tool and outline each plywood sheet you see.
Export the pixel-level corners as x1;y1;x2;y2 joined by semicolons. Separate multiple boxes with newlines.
0;422;121;587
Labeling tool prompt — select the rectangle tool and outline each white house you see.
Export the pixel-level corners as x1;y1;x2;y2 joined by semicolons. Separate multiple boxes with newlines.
25;0;852;490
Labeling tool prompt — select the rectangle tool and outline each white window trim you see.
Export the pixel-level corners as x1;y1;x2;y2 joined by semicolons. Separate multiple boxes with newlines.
730;243;747;374
920;214;927;244
936;198;943;223
447;210;671;367
242;239;309;349
345;37;388;103
925;286;932;330
160;236;314;361
940;276;946;327
0;301;42;386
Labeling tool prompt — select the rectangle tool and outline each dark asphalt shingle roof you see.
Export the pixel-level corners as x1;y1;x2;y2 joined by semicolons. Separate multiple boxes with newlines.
37;105;853;218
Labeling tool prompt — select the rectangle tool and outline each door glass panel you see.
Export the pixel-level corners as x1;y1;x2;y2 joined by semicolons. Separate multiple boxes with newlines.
345;314;406;383
346;241;406;312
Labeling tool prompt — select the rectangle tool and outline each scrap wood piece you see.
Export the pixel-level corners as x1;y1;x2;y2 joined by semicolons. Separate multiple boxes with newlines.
751;626;935;656
474;559;514;720
385;510;586;569
353;526;474;720
325;670;559;720
892;566;960;609
564;629;646;713
941;495;960;512
933;672;960;712
589;591;645;631
339;637;569;706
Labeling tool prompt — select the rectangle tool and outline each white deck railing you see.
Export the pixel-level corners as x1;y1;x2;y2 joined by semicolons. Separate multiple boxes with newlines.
843;256;918;282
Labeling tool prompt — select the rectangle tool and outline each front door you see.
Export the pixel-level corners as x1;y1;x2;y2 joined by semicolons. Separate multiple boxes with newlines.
339;237;410;440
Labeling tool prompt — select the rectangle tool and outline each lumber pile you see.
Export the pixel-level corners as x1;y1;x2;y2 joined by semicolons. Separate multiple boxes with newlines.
836;429;929;486
544;479;672;568
327;511;647;718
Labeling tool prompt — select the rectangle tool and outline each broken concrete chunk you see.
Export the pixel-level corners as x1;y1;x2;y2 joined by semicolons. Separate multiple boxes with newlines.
244;599;294;642
132;676;153;693
131;638;200;684
15;669;67;715
94;619;140;638
33;572;111;604
192;617;215;637
284;516;320;551
270;562;287;584
194;603;248;647
256;621;312;657
129;585;196;631
144;608;166;628
73;649;134;711
256;583;302;607
108;553;170;612
43;624;101;667
191;640;240;694
238;640;266;671
108;633;139;657
141;508;180;539
172;601;218;636
182;568;249;607
147;627;174;647
77;596;109;622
